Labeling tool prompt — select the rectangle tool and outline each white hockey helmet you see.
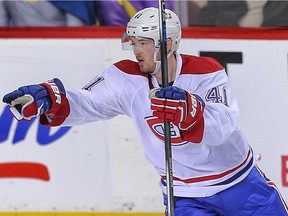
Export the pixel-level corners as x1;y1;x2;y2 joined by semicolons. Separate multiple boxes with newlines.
124;7;181;53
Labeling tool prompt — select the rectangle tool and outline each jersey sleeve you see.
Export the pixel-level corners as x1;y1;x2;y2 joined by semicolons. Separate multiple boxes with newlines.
178;55;240;146
40;65;127;126
197;70;240;146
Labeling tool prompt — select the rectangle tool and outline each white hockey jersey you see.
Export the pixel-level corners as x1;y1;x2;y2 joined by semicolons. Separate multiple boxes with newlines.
42;53;255;197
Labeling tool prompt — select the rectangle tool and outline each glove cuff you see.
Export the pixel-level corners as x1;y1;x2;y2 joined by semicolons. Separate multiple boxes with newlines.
180;117;205;143
178;92;205;131
39;79;65;114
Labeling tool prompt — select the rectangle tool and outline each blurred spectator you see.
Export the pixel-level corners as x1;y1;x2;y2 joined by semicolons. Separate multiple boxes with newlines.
190;0;248;26
1;0;287;28
49;1;96;26
239;1;267;27
0;0;95;27
94;0;174;26
261;0;288;26
186;1;201;26
173;1;194;27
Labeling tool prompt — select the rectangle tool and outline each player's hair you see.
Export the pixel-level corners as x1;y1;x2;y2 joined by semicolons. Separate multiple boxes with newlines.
126;7;181;53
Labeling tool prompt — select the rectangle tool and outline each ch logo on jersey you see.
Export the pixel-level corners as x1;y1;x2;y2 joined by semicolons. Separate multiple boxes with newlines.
146;116;188;145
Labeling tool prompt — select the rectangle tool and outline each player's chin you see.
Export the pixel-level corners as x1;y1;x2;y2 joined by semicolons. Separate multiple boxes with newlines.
139;66;152;74
140;69;154;74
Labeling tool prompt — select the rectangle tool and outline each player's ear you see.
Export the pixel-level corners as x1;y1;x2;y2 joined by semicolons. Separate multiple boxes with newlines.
167;38;173;53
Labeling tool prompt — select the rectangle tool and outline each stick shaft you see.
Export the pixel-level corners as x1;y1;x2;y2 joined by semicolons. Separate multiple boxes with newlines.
158;1;175;215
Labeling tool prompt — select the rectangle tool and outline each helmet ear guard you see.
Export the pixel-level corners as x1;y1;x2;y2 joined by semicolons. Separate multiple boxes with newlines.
123;7;181;52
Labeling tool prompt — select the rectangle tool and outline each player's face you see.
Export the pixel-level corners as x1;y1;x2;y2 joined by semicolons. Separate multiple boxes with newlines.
131;37;157;74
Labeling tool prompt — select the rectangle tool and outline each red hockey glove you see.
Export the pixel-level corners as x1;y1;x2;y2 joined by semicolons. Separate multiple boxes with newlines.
150;86;205;142
2;78;66;121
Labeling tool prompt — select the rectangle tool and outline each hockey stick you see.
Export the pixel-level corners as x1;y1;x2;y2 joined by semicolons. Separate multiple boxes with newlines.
158;1;175;215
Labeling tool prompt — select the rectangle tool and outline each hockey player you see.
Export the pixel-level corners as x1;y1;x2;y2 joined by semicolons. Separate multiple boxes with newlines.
2;7;288;216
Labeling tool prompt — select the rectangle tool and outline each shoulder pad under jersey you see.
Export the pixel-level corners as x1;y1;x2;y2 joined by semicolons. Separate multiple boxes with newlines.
180;54;224;75
114;60;149;78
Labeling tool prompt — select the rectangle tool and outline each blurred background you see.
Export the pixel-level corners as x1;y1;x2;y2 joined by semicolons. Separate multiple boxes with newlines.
0;0;287;27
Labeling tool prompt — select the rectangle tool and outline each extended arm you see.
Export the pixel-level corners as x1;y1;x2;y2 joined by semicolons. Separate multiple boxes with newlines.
2;78;68;123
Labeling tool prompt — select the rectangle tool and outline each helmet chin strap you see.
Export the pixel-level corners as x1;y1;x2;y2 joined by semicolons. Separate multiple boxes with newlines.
150;48;172;75
151;61;161;75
